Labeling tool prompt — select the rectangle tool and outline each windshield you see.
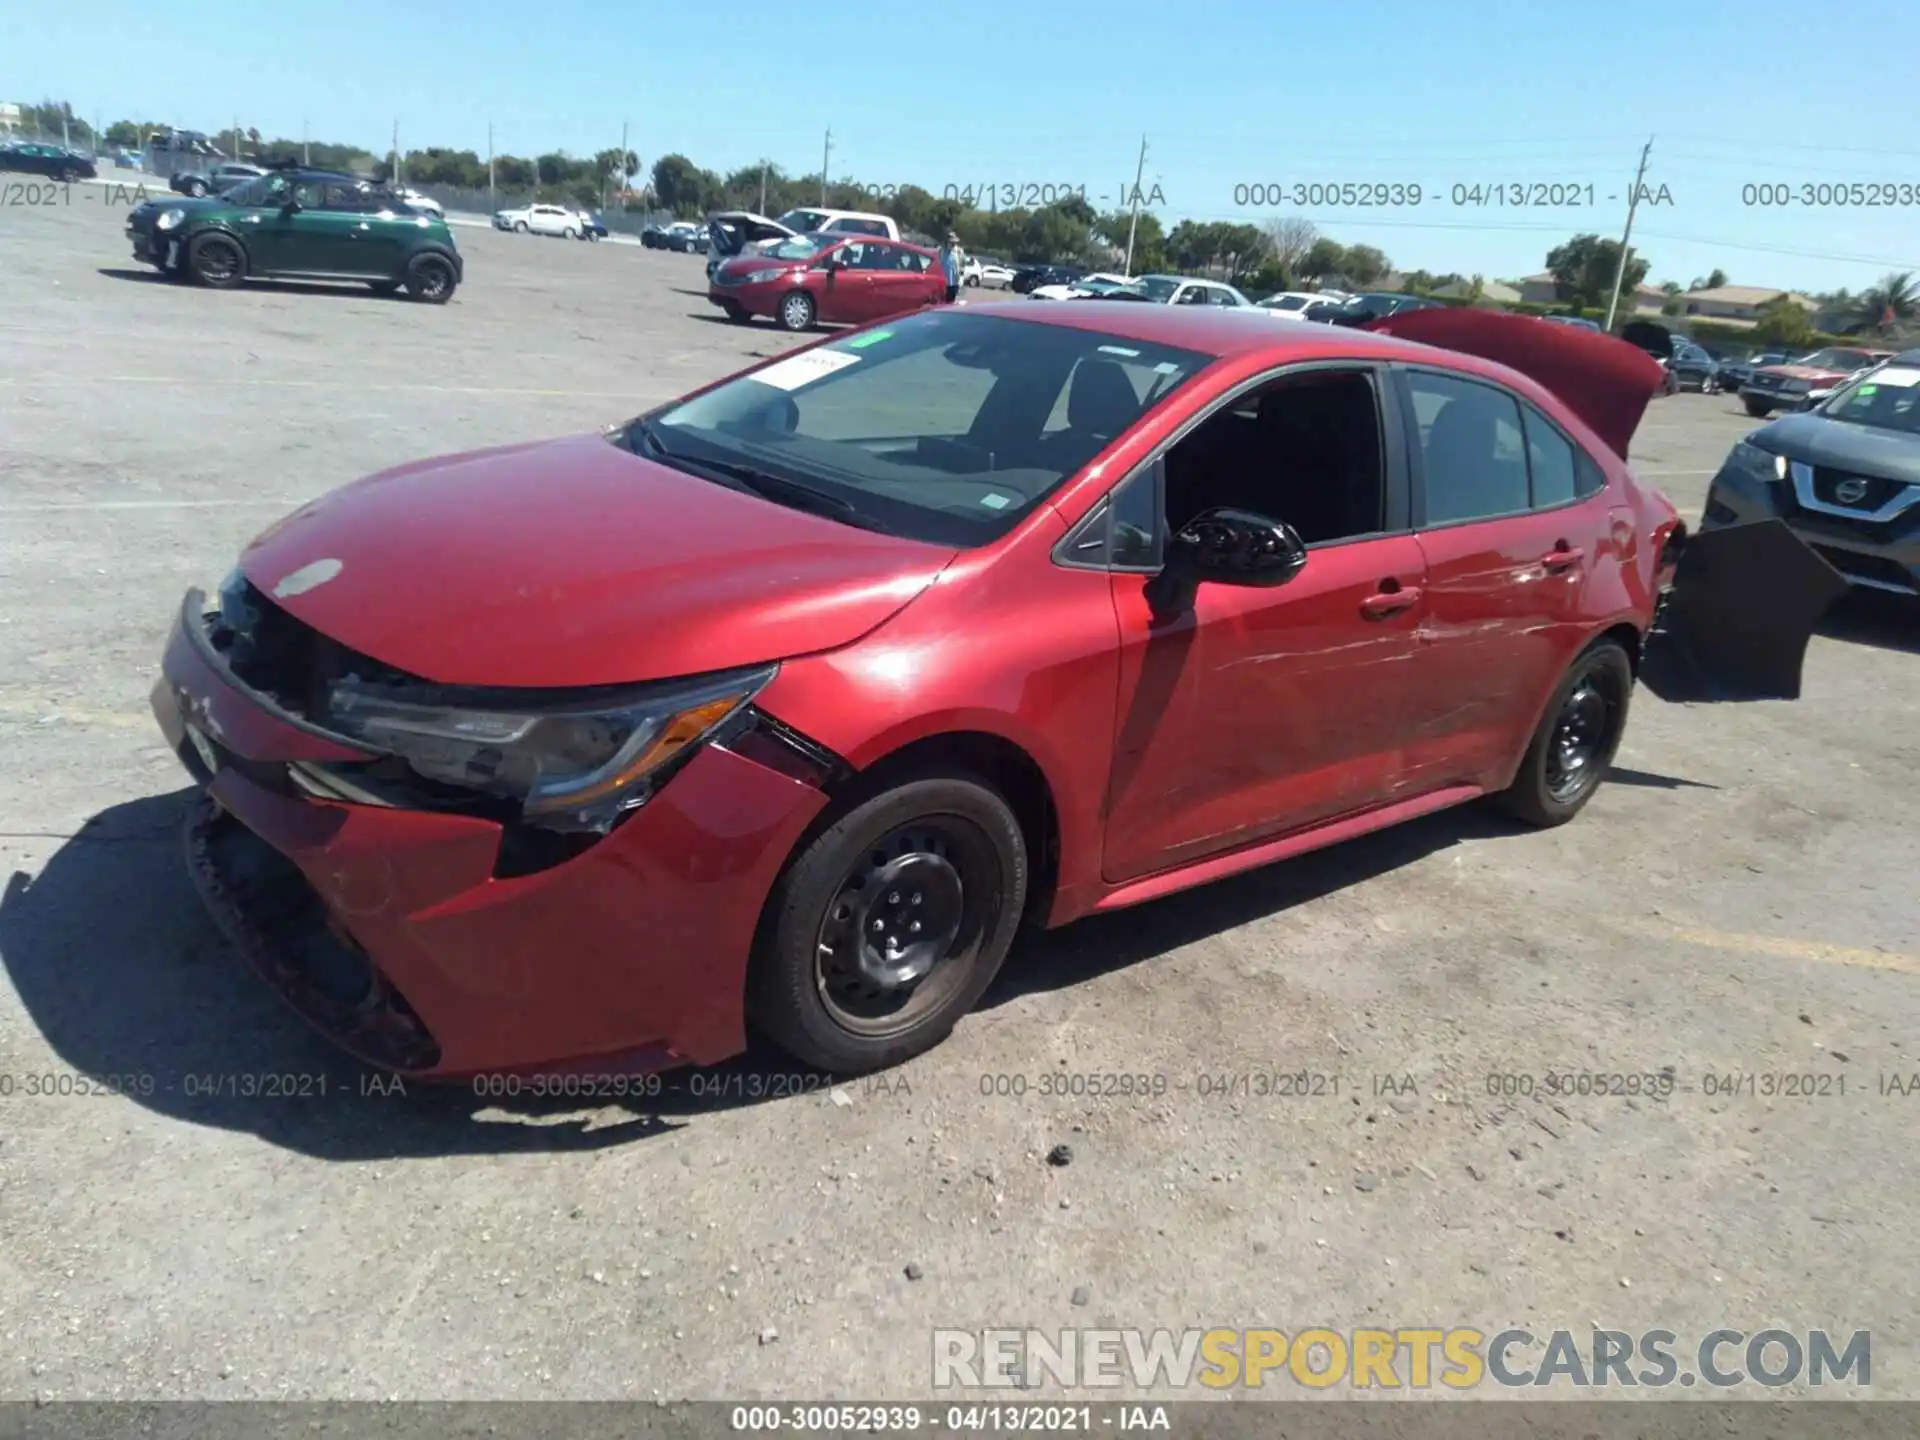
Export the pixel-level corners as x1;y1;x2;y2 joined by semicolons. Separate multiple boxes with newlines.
1817;364;1920;431
1796;348;1872;370
1123;277;1181;301
763;236;828;261
626;310;1213;547
1076;278;1125;294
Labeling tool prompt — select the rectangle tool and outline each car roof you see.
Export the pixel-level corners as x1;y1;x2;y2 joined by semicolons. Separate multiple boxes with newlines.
963;299;1470;362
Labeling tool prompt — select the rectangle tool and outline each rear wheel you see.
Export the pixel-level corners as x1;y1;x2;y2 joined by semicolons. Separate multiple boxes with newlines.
187;233;245;289
404;254;456;304
1497;639;1634;828
1743;397;1772;418
748;773;1028;1074
777;290;816;331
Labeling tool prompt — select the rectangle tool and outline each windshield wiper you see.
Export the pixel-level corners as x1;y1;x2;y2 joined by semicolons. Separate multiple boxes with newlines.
632;424;893;533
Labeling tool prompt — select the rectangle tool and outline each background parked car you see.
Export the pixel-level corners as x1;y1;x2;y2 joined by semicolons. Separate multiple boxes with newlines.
771;207;900;241
575;211;608;241
1540;315;1602;331
707;211;802;279
1255;291;1328;318
393;188;443;217
1318;292;1444;326
1668;341;1720;393
1;142;98;181
707;232;943;330
1741;346;1893;417
971;260;1014;288
1101;275;1256;307
1030;271;1131;301
495;203;588;238
1714;351;1790;394
170;162;265;198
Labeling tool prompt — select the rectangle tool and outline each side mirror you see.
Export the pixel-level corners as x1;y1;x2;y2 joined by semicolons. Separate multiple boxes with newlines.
1172;508;1309;588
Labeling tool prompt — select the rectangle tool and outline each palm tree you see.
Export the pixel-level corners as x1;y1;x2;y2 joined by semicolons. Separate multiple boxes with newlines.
1857;271;1918;332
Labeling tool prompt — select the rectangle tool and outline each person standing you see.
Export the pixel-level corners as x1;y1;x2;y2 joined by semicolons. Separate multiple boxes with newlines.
940;232;964;304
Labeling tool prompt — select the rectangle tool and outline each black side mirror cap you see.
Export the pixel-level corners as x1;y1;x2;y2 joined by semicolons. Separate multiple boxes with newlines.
1173;508;1309;588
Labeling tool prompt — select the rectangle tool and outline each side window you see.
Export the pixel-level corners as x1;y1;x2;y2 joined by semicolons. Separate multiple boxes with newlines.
1110;463;1163;569
1406;372;1529;525
1163;369;1387;545
1574;450;1608;498
1208;288;1240;307
1176;286;1208;306
1520;404;1578;508
832;242;865;268
855;243;897;270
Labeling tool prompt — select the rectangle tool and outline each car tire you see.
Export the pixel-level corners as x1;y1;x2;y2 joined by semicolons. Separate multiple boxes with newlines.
1743;398;1772;418
404;254;456;304
563;227;578;240
513;220;529;233
186;233;246;289
748;772;1029;1074
965;275;980;287
1496;638;1634;829
721;300;750;323
62;165;83;182
776;291;816;331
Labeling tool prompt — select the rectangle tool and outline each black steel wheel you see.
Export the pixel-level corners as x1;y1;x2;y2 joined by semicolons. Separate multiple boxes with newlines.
1497;638;1633;827
750;773;1027;1073
405;254;455;304
187;234;245;288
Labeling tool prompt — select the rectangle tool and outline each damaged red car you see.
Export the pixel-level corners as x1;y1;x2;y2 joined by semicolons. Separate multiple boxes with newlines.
151;302;1832;1080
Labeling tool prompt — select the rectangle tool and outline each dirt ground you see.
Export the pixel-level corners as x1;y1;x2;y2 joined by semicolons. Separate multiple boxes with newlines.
1;192;1916;1404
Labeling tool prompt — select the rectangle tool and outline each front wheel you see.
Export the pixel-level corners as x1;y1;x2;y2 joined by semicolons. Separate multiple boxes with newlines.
748;773;1028;1074
187;233;245;288
404;254;456;303
563;227;578;240
513;220;529;233
1743;397;1772;418
776;290;816;331
1496;639;1634;828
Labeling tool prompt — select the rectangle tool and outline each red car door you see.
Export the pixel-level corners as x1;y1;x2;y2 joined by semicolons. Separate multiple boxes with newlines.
814;241;877;324
1100;364;1429;883
1394;366;1612;786
853;242;930;320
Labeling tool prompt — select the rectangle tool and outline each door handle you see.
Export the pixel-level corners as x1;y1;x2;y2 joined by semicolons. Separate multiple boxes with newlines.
1360;585;1421;619
1540;544;1584;571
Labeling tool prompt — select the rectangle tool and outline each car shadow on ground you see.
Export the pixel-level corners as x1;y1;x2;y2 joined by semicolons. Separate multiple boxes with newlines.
0;789;857;1161
1818;588;1920;656
1;776;1712;1163
95;268;401;301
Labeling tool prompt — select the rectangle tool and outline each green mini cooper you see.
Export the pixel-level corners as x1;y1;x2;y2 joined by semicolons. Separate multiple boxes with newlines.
126;168;463;303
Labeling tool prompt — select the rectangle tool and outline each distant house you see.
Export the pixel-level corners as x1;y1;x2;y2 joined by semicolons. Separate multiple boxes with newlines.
1431;277;1521;306
1677;285;1817;324
1516;271;1664;313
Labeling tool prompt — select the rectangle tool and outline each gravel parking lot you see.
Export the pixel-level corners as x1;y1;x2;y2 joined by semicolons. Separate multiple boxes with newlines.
2;192;1917;1404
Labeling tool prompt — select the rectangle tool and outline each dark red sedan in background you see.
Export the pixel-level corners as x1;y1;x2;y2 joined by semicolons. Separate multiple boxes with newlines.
151;303;1824;1083
709;232;945;330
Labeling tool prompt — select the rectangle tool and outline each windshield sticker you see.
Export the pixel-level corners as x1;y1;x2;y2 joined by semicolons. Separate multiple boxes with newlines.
979;493;1014;510
843;330;894;350
1153;361;1182;375
1865;366;1920;388
747;349;862;391
1097;345;1141;358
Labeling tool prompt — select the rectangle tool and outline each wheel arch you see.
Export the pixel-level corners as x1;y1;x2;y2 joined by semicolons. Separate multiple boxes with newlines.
185;223;251;269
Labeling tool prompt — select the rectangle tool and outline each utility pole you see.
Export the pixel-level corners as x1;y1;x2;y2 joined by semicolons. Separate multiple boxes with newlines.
60;109;70;149
232;117;239;158
619;120;629;207
487;122;495;212
1603;136;1654;332
1123;134;1148;277
391;118;400;185
302;118;310;166
820;126;831;206
759;162;767;215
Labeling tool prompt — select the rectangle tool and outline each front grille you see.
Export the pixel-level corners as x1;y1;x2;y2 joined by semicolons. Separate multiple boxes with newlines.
1811;469;1909;512
1810;545;1918;593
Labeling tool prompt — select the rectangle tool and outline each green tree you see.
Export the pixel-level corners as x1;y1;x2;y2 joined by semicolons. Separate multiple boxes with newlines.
650;153;707;214
1545;234;1648;309
1301;237;1347;280
1343;244;1391;286
1752;296;1816;348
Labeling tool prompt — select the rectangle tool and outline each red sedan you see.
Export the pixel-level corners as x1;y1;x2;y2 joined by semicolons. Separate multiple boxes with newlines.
150;303;1820;1080
709;232;945;330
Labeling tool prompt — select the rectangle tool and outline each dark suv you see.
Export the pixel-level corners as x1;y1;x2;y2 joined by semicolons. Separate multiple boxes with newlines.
1701;350;1920;597
1011;263;1086;294
126;168;463;302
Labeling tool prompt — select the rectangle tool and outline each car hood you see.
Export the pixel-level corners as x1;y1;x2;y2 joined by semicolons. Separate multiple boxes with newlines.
1756;363;1852;384
236;433;958;688
1749;411;1920;479
1363;306;1664;461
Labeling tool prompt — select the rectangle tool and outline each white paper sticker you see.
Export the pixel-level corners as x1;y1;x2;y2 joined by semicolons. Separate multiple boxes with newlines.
979;493;1013;510
747;349;862;391
1097;345;1141;358
1863;366;1920;389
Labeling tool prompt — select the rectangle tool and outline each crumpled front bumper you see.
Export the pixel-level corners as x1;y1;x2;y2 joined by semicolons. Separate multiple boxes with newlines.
151;592;831;1079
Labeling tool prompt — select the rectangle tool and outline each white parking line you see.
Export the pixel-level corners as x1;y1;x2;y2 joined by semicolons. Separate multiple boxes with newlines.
0;499;309;512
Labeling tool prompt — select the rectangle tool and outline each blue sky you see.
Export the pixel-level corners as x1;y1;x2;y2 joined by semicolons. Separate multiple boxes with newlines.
10;0;1919;293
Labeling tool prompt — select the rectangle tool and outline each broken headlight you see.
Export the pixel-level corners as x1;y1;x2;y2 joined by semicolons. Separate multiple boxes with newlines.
321;664;776;833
